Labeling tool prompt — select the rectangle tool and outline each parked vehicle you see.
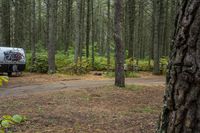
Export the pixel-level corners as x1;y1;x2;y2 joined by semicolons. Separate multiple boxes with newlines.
0;47;26;76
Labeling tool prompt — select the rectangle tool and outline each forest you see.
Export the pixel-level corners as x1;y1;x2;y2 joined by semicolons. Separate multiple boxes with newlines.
0;0;178;76
1;0;200;133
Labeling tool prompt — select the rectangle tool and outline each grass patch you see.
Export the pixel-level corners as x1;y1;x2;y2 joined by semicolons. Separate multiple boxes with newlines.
104;71;139;78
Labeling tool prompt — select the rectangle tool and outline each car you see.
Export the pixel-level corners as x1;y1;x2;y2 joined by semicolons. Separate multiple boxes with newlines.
0;47;26;76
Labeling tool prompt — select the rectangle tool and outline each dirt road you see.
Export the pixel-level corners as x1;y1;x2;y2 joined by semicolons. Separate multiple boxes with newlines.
0;75;165;97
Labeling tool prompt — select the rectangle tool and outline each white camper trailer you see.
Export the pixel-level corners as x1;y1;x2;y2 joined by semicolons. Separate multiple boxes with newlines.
0;47;26;76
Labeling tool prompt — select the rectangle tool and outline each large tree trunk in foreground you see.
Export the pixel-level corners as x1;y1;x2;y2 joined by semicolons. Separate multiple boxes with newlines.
158;1;200;132
114;0;125;87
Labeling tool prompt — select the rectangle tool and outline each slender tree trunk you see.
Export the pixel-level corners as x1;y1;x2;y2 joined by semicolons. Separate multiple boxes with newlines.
138;0;144;59
1;0;10;46
106;0;111;70
158;0;165;57
74;0;83;64
14;0;25;47
31;0;36;65
114;0;125;87
38;0;42;43
85;0;91;58
153;0;160;75
47;0;57;73
64;0;72;53
163;0;170;56
91;0;95;68
127;0;135;59
158;1;200;132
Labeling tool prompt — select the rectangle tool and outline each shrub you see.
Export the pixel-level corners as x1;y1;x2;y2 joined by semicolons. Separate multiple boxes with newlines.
60;59;90;75
28;55;49;73
160;57;169;74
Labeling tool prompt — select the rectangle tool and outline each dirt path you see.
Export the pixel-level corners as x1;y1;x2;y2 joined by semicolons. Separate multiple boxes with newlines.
0;75;165;97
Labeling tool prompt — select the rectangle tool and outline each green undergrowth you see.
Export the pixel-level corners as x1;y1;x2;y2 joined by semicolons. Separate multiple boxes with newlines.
26;51;168;75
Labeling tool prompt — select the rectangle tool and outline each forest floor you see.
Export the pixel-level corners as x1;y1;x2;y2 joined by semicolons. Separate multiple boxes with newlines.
0;72;165;133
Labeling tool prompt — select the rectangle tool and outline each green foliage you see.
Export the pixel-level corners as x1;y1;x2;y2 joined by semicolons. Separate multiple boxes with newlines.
0;115;26;133
125;58;153;71
104;71;139;78
160;57;169;74
26;52;116;74
93;57;112;71
25;51;168;75
60;59;90;75
27;54;49;73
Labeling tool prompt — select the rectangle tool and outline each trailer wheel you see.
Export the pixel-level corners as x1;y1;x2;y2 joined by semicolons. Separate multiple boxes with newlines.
8;72;12;76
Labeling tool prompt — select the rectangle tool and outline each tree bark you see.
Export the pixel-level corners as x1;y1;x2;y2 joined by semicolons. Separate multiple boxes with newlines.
106;0;111;70
47;0;57;73
85;0;91;58
153;0;160;75
158;1;200;132
127;0;135;59
31;0;36;66
91;0;95;68
114;0;125;87
1;0;10;46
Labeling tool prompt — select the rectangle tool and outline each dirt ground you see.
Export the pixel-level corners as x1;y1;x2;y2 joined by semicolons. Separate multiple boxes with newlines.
0;86;164;133
7;72;110;88
6;72;164;87
0;72;165;133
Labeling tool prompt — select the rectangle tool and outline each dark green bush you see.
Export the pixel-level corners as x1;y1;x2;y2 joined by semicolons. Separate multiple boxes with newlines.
60;59;90;75
28;55;49;73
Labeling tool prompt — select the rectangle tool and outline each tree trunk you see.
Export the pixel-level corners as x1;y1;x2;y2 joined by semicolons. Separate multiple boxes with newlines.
64;0;72;53
14;0;25;48
127;0;135;59
153;0;160;75
158;1;200;132
106;0;111;70
31;0;36;66
74;0;82;64
38;0;42;43
85;0;91;58
91;0;95;68
114;0;125;87
1;0;10;46
47;0;57;73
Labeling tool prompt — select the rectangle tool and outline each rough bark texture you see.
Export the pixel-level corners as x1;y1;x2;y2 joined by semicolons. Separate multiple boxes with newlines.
158;1;200;132
114;0;125;87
